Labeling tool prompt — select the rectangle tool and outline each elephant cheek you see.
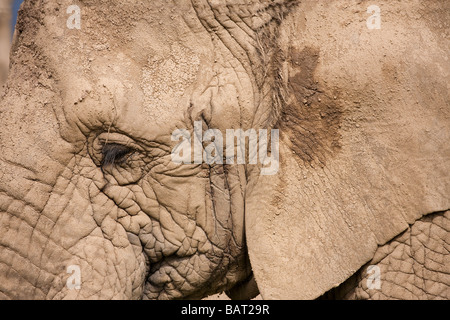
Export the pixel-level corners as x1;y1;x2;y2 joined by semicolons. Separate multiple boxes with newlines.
0;167;147;299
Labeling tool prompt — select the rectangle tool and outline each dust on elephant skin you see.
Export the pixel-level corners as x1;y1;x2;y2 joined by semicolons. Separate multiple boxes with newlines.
278;46;343;167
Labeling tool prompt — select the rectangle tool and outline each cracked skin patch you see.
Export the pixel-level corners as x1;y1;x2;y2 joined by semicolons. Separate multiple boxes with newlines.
278;46;343;168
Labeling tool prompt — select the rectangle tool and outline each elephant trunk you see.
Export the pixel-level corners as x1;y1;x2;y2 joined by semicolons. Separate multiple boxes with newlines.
0;112;68;299
0;110;148;299
0;45;147;299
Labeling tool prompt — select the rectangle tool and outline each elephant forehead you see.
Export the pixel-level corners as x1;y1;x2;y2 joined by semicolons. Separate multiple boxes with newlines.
140;43;201;123
31;0;270;135
36;1;224;133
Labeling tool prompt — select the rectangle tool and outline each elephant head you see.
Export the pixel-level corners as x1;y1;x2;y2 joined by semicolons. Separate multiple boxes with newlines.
0;0;448;300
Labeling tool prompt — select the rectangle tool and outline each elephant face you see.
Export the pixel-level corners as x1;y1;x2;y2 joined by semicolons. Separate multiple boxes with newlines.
0;0;260;300
0;0;448;300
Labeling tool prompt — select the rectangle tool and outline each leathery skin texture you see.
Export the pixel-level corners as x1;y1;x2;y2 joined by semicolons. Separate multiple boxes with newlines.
0;0;448;300
323;211;450;300
0;0;263;300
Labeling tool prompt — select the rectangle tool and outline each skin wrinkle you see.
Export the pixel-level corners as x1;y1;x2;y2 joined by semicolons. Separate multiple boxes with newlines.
1;200;80;299
0;193;41;233
191;0;257;94
0;261;40;297
322;211;450;300
94;138;233;300
60;157;145;298
208;4;260;70
222;166;241;250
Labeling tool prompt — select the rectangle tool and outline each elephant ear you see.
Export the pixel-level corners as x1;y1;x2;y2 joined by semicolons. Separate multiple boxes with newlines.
245;3;450;299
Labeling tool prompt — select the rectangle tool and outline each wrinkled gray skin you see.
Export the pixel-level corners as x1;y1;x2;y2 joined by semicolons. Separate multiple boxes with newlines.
0;0;449;300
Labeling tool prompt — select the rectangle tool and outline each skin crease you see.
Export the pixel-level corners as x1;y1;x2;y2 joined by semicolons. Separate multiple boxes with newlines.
0;0;448;300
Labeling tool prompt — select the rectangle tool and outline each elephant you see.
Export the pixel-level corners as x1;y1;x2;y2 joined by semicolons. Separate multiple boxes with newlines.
0;0;448;300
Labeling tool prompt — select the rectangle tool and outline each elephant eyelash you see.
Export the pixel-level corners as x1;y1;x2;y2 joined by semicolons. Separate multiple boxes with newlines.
101;143;134;168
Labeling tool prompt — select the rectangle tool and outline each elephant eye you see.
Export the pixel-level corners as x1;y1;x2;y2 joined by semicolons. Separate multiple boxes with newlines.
101;143;134;168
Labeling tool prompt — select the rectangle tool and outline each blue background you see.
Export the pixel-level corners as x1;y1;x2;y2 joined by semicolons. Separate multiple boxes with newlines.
11;0;24;38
